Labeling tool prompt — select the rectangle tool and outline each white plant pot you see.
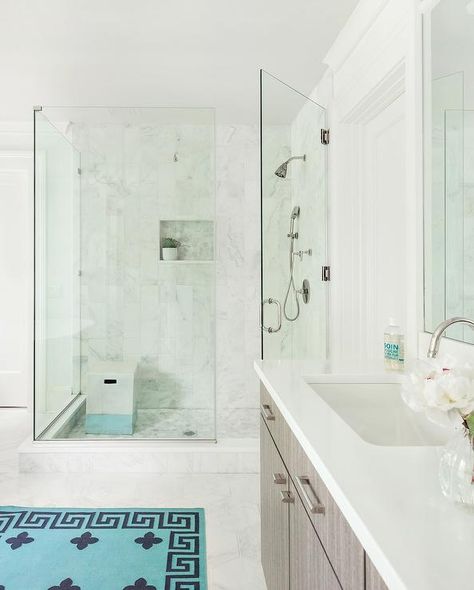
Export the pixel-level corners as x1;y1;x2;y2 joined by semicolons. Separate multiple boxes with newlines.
162;247;178;261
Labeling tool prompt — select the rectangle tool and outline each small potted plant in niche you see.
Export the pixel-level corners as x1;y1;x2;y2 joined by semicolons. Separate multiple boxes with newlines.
161;237;181;261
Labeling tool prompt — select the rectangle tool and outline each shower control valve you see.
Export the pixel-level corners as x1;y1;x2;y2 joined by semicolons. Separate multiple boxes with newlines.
287;231;299;239
293;248;312;260
297;279;311;304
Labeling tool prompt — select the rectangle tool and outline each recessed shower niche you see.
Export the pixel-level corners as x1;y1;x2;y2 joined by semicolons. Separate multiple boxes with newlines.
159;219;214;261
34;106;216;441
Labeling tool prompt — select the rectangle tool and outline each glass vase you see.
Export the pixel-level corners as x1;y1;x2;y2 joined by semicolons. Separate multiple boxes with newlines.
439;427;474;506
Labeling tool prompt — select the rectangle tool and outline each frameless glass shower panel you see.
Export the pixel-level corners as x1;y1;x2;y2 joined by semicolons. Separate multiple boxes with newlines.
34;111;81;438
35;107;216;440
260;71;328;361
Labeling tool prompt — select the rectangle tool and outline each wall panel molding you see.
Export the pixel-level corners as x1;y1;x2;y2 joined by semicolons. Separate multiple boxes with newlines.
321;0;421;362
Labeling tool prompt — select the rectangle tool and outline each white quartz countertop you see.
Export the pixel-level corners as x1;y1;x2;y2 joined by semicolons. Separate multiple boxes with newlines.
254;359;474;590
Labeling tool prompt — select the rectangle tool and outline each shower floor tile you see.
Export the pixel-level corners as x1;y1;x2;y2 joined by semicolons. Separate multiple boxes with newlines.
57;408;215;440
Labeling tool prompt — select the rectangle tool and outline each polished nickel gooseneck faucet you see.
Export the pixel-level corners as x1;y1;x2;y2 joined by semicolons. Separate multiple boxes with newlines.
427;317;474;358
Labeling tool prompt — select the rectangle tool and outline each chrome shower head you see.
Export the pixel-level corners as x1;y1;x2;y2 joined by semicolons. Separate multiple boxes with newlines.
274;155;306;178
275;161;289;178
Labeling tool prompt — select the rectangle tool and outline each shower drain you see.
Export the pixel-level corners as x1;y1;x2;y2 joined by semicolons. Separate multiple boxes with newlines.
183;430;197;437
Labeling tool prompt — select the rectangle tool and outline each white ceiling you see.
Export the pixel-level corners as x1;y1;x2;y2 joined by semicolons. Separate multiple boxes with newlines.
0;0;358;123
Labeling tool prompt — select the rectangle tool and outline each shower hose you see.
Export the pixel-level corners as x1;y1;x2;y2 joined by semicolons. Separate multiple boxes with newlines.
283;233;300;322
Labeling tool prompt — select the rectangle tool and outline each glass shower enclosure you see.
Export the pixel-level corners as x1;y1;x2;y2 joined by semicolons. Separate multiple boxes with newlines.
260;71;329;361
34;107;216;441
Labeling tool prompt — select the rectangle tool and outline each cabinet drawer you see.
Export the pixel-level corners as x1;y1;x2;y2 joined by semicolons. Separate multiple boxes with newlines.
260;383;287;449
288;428;365;590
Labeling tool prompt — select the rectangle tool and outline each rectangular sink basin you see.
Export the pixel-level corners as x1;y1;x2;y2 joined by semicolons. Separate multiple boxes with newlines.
307;381;448;447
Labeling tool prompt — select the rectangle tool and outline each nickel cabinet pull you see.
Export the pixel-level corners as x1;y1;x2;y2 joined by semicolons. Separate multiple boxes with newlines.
280;490;294;504
272;473;287;485
260;403;275;421
295;475;325;514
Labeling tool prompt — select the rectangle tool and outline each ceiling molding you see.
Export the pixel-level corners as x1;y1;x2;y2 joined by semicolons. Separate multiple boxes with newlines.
0;122;32;134
341;60;405;124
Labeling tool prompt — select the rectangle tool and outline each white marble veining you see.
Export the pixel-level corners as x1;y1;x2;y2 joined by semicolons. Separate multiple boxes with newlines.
40;120;262;441
261;92;327;362
74;120;216;433
0;408;266;589
255;359;474;590
290;101;327;359
59;407;216;440
215;125;260;439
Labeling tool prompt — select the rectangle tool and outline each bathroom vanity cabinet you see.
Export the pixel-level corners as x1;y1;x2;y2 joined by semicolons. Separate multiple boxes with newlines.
260;383;389;590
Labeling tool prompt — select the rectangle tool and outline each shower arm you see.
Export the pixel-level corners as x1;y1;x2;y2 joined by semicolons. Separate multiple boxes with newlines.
286;155;305;165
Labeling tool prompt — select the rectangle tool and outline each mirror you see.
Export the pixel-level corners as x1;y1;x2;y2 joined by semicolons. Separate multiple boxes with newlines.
424;0;474;343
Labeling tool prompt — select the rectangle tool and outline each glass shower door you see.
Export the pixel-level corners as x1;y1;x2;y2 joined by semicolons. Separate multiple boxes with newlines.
34;106;216;441
260;70;329;361
34;110;82;438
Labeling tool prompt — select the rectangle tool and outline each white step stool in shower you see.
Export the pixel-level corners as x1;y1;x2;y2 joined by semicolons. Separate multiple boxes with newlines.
85;360;137;435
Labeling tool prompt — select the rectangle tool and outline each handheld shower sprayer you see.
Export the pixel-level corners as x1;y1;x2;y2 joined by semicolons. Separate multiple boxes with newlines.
288;206;300;239
284;205;301;322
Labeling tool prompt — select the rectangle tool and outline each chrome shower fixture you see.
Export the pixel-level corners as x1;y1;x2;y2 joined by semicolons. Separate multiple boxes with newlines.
290;205;300;219
284;205;301;321
288;205;300;239
274;155;306;178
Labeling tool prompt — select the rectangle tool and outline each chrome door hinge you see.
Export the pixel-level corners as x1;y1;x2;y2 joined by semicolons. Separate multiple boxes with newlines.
321;129;330;145
321;266;331;282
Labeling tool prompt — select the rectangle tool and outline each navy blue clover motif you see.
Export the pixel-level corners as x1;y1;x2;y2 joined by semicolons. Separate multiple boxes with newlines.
0;585;5;589
70;531;99;550
134;532;163;550
6;532;34;550
123;579;156;590
48;579;80;590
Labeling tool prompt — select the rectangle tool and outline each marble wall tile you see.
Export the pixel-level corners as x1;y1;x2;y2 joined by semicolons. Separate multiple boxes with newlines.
71;120;260;440
215;125;260;438
160;220;214;260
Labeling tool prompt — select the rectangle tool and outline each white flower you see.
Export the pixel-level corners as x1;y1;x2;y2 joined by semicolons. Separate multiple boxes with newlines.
401;355;474;430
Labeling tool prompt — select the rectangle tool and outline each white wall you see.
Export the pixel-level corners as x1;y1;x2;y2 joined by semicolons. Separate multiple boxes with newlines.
0;124;33;409
314;0;423;362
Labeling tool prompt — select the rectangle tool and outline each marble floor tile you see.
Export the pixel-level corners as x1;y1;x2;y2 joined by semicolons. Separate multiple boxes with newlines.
57;407;216;440
0;408;266;590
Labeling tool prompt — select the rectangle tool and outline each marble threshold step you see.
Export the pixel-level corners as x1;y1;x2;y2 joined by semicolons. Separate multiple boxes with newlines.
18;438;259;474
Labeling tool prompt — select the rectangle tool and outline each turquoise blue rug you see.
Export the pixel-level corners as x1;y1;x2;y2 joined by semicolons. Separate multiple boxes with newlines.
0;507;207;590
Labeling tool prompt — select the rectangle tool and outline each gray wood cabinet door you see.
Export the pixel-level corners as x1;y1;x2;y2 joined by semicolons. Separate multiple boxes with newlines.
289;481;342;590
366;555;389;590
260;416;290;590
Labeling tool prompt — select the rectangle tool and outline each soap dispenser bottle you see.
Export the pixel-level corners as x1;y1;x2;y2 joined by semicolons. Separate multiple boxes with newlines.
384;318;404;371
